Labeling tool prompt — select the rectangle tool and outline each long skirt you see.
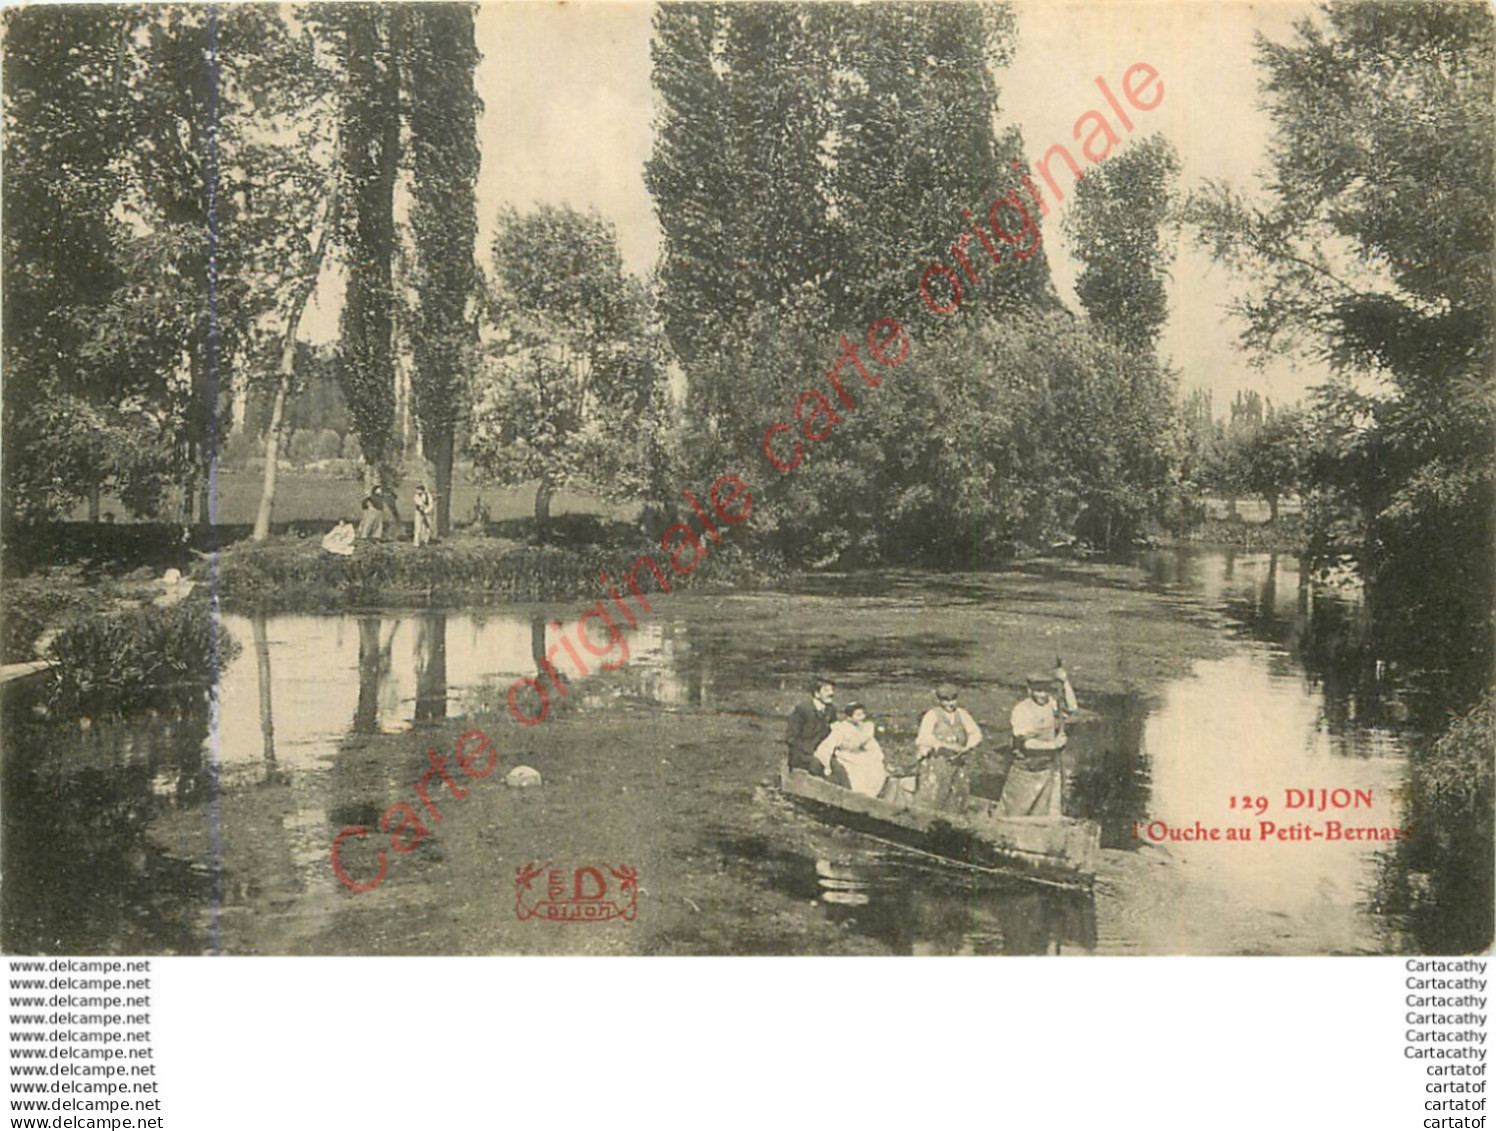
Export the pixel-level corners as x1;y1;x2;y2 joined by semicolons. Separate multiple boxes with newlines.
998;758;1063;817
914;753;969;813
830;745;887;797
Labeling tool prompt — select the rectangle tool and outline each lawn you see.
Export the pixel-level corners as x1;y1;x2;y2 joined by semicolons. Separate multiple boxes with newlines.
72;468;638;528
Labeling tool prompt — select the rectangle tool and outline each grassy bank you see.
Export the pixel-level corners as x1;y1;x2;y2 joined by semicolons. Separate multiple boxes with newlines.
211;529;781;612
67;468;637;528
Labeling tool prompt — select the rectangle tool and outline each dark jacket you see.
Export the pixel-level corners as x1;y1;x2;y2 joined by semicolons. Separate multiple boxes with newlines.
785;700;835;775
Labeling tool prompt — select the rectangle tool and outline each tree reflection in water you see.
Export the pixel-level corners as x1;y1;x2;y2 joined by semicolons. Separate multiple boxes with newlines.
352;616;393;735
414;613;448;726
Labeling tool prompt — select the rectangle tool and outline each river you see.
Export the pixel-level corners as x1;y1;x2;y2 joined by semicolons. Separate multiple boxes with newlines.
2;548;1477;956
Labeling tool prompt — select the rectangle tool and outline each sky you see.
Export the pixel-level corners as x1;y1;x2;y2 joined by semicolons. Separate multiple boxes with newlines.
465;1;1326;413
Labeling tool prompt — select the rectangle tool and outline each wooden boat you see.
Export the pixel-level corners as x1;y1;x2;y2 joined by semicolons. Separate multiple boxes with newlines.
777;762;1101;888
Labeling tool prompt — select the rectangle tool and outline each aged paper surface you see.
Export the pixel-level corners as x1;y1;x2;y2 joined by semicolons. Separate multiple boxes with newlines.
2;0;1490;959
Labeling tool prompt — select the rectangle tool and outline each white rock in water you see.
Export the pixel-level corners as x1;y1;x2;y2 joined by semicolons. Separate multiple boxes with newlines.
505;765;542;789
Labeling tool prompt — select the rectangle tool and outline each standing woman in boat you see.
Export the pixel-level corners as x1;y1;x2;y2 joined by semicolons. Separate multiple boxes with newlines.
911;683;983;811
999;667;1077;818
813;702;887;796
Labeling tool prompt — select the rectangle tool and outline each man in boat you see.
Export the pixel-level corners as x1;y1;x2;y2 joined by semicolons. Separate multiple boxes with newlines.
998;667;1077;818
785;677;836;777
910;682;982;812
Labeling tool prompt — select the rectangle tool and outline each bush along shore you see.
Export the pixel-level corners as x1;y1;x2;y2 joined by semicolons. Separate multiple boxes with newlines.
1161;515;1306;553
209;531;782;613
43;599;240;719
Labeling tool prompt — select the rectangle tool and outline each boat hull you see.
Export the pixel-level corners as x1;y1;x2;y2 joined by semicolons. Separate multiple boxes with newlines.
778;766;1100;888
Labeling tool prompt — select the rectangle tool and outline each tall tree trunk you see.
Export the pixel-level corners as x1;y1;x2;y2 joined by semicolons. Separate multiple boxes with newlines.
431;430;454;539
534;474;553;542
182;460;199;528
373;7;402;489
338;7;402;497
253;193;336;542
198;440;218;527
88;485;101;523
1267;493;1280;524
406;4;479;545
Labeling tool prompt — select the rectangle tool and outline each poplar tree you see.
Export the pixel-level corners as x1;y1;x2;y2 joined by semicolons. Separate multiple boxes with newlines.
1064;133;1180;355
647;2;1064;562
335;5;403;490
406;4;481;538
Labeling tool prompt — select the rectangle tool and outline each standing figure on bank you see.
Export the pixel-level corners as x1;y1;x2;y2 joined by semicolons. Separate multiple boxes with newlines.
814;702;887;796
999;667;1077;818
413;484;435;548
785;677;836;778
912;683;982;812
357;486;385;541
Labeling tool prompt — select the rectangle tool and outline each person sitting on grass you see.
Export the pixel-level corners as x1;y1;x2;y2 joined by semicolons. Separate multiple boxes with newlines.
813;702;887;797
321;519;357;557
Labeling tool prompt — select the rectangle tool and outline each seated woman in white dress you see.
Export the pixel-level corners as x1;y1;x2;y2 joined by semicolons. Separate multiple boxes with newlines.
813;703;887;797
321;519;357;557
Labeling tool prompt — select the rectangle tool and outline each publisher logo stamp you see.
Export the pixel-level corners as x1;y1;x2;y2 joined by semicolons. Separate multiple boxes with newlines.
516;863;639;922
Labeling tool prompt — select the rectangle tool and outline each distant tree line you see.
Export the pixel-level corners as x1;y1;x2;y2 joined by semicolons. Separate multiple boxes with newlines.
1179;389;1309;525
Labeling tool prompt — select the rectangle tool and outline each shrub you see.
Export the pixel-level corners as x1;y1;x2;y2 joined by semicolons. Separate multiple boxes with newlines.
47;601;241;717
221;429;263;470
314;429;343;462
3;604;46;663
2;574;104;661
287;429;318;467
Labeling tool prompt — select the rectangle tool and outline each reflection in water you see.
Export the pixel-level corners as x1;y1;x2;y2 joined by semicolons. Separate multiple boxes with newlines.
1135;549;1490;952
1056;694;1151;849
414;614;448;727
1;549;1476;954
353;617;387;736
808;856;1097;955
708;828;1095;955
1;698;214;954
252;616;284;785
